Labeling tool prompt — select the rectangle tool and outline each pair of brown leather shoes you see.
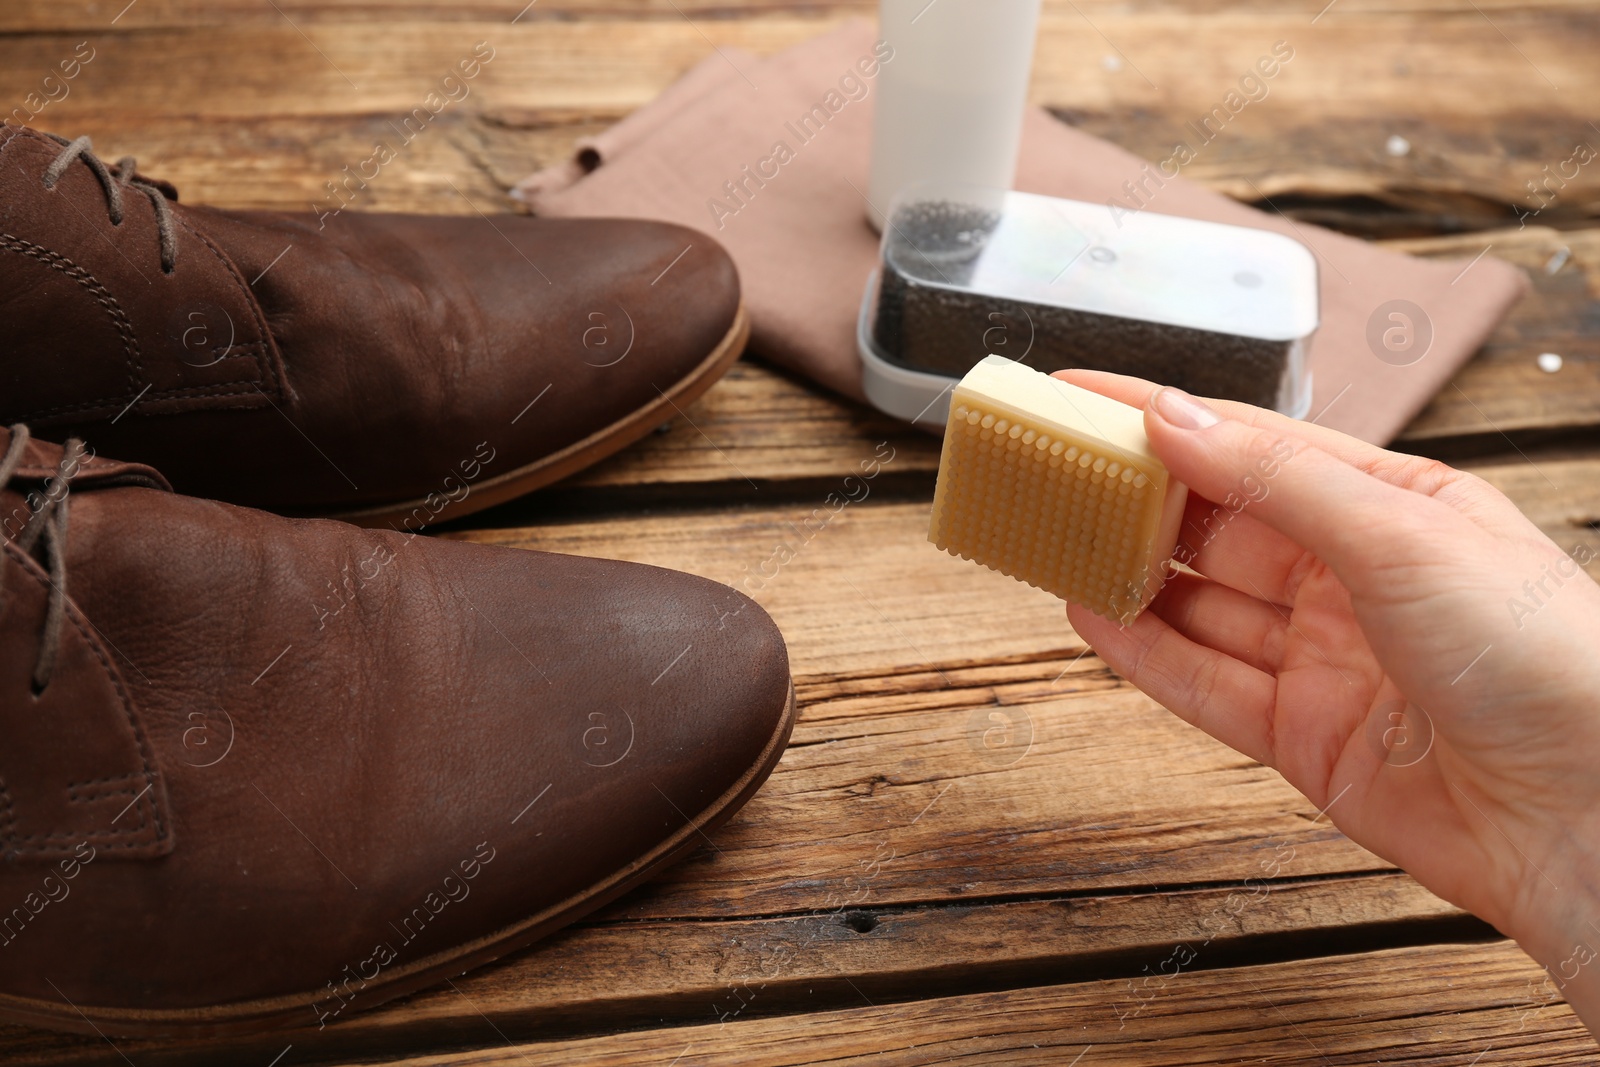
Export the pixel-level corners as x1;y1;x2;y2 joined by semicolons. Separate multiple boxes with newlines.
0;126;794;1037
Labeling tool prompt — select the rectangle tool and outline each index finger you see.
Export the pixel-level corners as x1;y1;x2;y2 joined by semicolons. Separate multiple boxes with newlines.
1053;369;1455;497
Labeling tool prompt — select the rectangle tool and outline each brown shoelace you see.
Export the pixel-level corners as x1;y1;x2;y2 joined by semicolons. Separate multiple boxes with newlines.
0;425;86;693
40;133;178;274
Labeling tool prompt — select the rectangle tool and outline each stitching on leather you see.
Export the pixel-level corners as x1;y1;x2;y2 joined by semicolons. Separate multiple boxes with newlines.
66;788;143;805
3;801;157;852
68;786;143;801
65;794;145;810
57;580;168;847
3;132;289;416
65;773;147;791
1;802;157;853
66;773;148;804
3;149;278;420
5;815;156;847
0;542;168;856
0;232;142;394
23;379;273;422
8;803;151;844
0;775;17;839
16;339;268;420
190;341;262;365
176;215;285;400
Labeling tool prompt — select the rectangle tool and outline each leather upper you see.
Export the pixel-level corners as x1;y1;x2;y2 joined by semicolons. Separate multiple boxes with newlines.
0;125;741;514
0;428;791;1018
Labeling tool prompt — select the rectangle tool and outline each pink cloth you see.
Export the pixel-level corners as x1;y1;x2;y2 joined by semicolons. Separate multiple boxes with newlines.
515;20;1528;444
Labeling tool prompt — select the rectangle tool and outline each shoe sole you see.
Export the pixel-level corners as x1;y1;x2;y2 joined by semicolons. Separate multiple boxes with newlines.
334;304;751;530
0;678;797;1039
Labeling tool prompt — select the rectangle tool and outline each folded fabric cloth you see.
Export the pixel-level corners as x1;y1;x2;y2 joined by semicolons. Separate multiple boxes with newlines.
515;20;1528;445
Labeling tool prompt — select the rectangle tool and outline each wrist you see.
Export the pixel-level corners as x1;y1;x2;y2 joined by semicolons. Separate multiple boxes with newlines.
1513;931;1600;1037
1504;830;1600;1032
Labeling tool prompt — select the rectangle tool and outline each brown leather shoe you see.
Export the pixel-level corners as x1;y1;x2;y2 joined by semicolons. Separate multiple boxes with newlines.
0;424;794;1036
0;126;747;525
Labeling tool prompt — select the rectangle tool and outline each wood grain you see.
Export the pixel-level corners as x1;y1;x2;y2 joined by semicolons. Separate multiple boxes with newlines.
0;874;1474;1066
456;447;1600;666
9;103;1594;240
6;0;1596;30
352;941;1591;1065
1064;110;1600;239
434;455;1600;911
6;115;1590;487
565;362;941;491
3;15;1593;486
19;454;1560;1067
5;0;1596;235
1391;227;1600;446
1475;456;1600;560
0;3;1595;1065
555;226;1600;497
3;9;1595;124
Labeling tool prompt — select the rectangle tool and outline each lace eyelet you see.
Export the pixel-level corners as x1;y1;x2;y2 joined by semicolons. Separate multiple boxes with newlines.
43;136;177;271
2;427;83;701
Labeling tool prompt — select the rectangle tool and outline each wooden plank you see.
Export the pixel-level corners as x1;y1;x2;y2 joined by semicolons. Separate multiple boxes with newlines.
3;414;1592;1062
1061;109;1600;239
1391;227;1600;446
1475;456;1600;549
0;6;1591;1067
22;456;1578;1064
8;103;1593;239
5;0;1595;32
5;30;1595;473
341;941;1591;1065
0;403;1556;1067
1;11;1594;124
456;500;1079;679
18;471;1574;1062
20;107;1594;248
567;227;1599;494
0;21;814;118
565;362;941;490
458;449;1600;670
5;0;872;29
614;648;1384;918
2;132;1591;470
3;114;1591;486
10;114;519;216
0;873;1473;1066
445;453;1600;912
27;119;1579;478
5;1;1597;229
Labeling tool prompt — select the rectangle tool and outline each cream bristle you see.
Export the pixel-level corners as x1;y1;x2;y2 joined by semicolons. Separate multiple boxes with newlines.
929;359;1187;625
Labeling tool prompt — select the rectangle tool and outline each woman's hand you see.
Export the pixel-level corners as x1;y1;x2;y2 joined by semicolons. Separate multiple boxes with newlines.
1058;369;1600;1029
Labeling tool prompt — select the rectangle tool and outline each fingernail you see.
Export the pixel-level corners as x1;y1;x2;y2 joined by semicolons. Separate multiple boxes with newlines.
1152;387;1221;430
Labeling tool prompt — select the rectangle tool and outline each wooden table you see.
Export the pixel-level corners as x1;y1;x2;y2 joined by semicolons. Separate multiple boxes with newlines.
4;1;1599;1063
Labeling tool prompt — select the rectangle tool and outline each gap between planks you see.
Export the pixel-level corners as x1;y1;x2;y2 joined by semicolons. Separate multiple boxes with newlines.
338;940;1594;1066
0;873;1486;1067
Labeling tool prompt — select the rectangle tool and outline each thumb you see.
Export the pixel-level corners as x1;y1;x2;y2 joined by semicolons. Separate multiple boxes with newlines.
1143;387;1454;597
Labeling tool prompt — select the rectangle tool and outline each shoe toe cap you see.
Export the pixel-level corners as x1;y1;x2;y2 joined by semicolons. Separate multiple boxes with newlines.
439;548;792;928
582;218;743;387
